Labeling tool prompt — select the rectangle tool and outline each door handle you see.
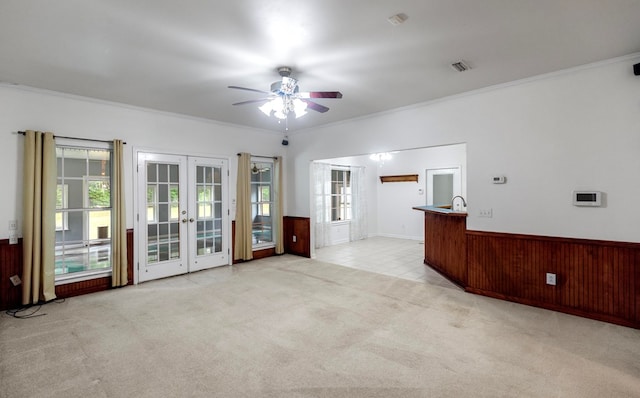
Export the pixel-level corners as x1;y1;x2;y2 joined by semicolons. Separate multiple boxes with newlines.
189;218;195;223
182;218;187;223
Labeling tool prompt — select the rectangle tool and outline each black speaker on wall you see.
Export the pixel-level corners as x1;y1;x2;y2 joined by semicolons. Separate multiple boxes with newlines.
634;63;640;76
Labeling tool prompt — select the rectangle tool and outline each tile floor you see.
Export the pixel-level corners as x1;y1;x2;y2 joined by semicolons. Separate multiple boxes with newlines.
315;236;460;290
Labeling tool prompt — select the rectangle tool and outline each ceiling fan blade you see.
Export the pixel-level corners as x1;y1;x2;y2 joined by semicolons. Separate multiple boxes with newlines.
299;91;343;99
232;98;271;106
228;85;271;95
302;99;330;113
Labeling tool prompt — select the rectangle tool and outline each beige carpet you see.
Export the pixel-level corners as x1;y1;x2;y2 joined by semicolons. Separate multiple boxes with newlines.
1;255;639;397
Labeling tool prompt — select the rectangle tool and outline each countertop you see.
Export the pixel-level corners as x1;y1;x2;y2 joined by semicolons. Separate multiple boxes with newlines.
412;205;468;217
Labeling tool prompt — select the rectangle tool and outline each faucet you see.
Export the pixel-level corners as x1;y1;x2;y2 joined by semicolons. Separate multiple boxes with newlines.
451;195;467;211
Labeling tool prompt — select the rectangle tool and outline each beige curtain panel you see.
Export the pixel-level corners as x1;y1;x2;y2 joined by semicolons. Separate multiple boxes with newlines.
234;152;253;261
22;130;57;305
274;156;284;255
111;139;128;287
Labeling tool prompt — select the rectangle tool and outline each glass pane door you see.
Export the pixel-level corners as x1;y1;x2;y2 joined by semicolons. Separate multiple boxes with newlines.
195;165;223;255
138;153;188;282
189;157;228;272
146;162;181;263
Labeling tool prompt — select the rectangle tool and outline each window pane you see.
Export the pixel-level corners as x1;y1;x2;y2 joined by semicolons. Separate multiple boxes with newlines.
158;164;168;182
89;159;108;176
56;145;114;280
198;186;211;201
159;243;170;261
88;180;110;208
250;160;274;248
158;204;168;222
169;164;179;183
147;163;157;183
170;204;179;221
56;184;67;209
67;180;84;209
170;185;179;203
88;210;111;240
63;155;87;178
197;166;204;183
148;224;158;244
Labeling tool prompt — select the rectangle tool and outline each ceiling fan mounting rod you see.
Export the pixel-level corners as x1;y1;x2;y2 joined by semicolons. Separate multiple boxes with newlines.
277;66;292;77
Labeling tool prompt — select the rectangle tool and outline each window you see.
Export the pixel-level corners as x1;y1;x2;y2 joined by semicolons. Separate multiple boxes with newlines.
55;144;112;282
250;160;274;248
331;169;351;221
55;184;68;230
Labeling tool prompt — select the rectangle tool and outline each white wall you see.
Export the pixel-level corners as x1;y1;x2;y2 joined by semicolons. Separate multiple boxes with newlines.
288;55;640;243
315;155;379;238
0;84;285;239
376;144;467;240
317;144;467;241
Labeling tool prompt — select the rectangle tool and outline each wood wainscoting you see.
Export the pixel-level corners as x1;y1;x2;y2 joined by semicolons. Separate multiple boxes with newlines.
283;216;311;258
466;230;640;329
424;211;467;286
0;230;134;310
232;217;311;263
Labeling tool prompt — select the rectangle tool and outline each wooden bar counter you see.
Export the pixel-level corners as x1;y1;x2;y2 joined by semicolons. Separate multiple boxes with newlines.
413;206;468;287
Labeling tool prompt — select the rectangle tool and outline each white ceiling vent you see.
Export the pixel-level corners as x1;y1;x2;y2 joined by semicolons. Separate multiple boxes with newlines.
451;61;471;72
387;13;408;26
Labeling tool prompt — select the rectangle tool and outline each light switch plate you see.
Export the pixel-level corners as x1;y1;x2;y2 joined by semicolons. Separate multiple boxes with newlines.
479;209;493;218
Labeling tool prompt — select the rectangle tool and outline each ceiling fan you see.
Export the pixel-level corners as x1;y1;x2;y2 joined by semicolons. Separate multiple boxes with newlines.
228;67;342;120
251;163;269;174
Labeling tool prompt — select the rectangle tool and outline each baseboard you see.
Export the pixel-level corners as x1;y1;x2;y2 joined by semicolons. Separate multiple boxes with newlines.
376;233;423;241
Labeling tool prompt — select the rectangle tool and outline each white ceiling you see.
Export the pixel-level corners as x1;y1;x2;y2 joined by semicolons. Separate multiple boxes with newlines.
1;1;639;133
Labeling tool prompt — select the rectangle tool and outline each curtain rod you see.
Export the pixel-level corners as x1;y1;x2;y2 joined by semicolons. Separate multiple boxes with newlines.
237;153;277;159
18;131;126;145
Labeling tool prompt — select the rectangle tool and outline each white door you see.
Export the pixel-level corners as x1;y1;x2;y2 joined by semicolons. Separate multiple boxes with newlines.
187;157;229;272
137;153;229;282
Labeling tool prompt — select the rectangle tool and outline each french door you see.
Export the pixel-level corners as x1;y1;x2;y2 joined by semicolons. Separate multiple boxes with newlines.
137;153;229;282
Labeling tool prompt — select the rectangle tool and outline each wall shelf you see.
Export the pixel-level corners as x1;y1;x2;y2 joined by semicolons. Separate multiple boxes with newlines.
379;174;419;183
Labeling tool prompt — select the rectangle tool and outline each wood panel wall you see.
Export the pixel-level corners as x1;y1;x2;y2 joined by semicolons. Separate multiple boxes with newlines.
232;218;311;263
424;211;467;286
0;238;23;310
0;230;134;310
466;231;640;328
283;216;311;258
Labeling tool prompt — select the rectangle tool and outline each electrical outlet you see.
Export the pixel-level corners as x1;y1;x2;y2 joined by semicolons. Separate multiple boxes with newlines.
9;275;21;286
8;219;17;230
546;273;557;286
292;235;297;243
9;232;17;245
479;208;493;218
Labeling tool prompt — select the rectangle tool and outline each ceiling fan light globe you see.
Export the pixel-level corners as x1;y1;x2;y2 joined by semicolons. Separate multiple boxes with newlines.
293;99;308;118
258;102;273;116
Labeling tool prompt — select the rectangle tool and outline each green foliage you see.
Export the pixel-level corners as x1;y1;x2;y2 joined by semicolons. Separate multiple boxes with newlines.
89;181;110;207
